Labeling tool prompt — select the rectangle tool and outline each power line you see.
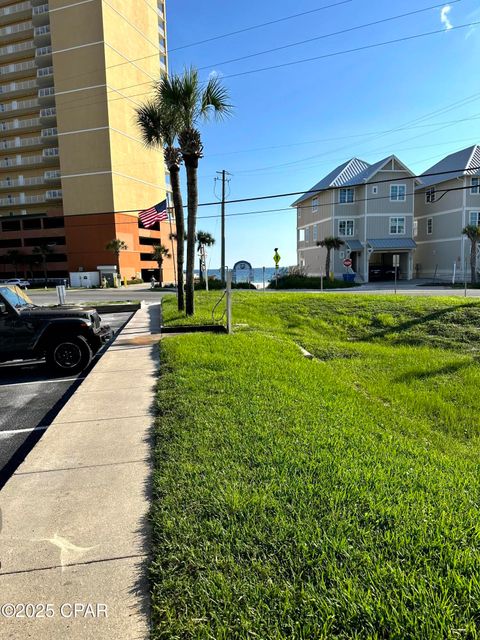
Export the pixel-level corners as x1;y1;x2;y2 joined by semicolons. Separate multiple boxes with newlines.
168;0;354;53
198;1;461;71
220;20;480;81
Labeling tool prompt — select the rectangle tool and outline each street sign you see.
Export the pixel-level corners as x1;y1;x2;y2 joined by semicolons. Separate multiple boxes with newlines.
343;258;352;268
273;248;281;266
393;254;400;267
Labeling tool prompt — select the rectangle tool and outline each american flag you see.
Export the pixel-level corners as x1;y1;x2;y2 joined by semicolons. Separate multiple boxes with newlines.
139;200;168;228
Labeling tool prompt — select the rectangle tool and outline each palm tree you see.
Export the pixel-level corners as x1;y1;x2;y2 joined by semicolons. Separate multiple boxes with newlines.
33;243;54;284
151;243;171;287
196;230;215;285
106;239;127;264
136;99;186;311
159;68;232;315
6;249;23;278
317;237;344;279
462;225;480;284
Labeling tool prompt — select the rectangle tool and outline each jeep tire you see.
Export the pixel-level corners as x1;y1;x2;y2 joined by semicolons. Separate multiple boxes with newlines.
46;335;93;375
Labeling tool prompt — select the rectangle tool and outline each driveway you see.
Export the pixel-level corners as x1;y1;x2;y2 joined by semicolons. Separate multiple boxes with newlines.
0;312;132;489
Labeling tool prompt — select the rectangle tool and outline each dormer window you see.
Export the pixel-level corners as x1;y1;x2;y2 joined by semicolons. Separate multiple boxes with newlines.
339;188;354;204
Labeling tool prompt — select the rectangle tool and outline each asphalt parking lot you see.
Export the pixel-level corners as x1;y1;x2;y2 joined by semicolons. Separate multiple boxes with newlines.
0;311;132;489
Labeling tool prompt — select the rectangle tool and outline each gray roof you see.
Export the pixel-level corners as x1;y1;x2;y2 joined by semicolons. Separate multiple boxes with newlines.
367;238;417;250
418;145;480;189
342;154;418;186
345;239;363;251
292;157;370;206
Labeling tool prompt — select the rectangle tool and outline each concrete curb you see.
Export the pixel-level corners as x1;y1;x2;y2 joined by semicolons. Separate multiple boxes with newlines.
0;304;160;639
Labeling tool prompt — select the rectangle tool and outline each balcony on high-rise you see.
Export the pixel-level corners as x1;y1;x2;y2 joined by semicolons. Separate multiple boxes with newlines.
0;154;44;170
44;168;60;183
0;78;37;99
42;145;58;162
0;175;46;190
41;125;56;140
36;64;52;86
0;134;43;151
0;20;33;44
33;23;49;46
0;2;32;26
39;105;55;122
45;188;61;200
0;39;34;62
35;44;51;66
0;59;36;81
32;3;49;26
0;97;39;116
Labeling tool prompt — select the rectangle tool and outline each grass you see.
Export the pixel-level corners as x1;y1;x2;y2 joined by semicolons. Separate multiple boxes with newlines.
268;275;358;289
152;293;480;639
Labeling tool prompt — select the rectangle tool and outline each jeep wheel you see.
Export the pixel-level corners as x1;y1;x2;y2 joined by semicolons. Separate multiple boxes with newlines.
46;335;92;374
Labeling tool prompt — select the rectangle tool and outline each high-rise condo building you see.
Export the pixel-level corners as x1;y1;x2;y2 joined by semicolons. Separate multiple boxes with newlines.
0;0;175;283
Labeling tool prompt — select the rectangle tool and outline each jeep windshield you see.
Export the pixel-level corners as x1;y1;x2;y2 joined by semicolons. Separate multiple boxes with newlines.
0;285;35;309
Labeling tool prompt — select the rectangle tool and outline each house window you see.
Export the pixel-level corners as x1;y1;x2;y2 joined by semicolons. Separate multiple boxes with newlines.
471;177;480;195
338;219;354;236
313;224;318;242
390;217;405;235
427;218;433;234
426;187;436;203
312;197;319;212
469;211;480;226
339;188;354;204
372;186;378;195
305;227;310;242
390;184;406;201
298;229;305;242
413;220;418;237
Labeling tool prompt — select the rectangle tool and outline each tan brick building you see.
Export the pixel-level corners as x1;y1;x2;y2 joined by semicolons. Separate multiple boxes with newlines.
0;0;175;283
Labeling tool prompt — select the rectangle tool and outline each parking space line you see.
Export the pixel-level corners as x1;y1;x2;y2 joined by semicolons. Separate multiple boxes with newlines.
0;377;82;388
0;426;49;438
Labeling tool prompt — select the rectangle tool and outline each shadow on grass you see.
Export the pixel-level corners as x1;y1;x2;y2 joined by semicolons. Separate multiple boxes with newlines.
394;361;471;383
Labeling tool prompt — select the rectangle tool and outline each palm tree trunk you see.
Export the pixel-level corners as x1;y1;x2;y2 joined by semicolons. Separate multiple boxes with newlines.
169;165;185;311
471;241;477;285
158;260;163;287
185;159;198;316
325;249;331;278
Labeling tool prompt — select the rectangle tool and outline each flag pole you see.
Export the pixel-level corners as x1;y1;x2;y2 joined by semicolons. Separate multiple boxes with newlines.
168;206;177;289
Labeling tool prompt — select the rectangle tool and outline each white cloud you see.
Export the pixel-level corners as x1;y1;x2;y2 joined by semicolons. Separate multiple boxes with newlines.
440;5;453;30
208;69;224;80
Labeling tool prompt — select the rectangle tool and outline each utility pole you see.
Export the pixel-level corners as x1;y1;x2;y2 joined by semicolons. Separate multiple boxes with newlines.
216;170;232;283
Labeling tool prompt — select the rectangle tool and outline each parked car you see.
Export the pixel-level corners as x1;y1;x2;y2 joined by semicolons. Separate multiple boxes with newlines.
0;285;112;374
368;265;399;281
5;278;30;289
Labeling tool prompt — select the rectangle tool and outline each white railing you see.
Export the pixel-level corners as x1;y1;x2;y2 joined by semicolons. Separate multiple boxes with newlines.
0;175;44;188
0;78;36;94
32;4;48;16
0;97;39;112
46;189;61;199
42;146;58;156
0;20;32;37
0;116;40;130
0;154;42;167
37;65;52;77
33;24;49;36
35;44;51;56
0;136;41;149
0;2;31;19
40;106;55;117
41;126;56;136
44;169;60;179
0;40;34;57
0;59;35;75
38;86;53;97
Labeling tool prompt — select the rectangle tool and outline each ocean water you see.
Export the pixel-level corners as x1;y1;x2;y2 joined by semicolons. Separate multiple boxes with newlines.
195;267;280;284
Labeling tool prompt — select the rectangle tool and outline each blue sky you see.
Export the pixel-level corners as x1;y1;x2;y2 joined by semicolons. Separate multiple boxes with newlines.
165;0;480;269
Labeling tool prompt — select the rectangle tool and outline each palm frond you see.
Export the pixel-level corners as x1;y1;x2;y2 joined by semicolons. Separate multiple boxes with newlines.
201;76;233;121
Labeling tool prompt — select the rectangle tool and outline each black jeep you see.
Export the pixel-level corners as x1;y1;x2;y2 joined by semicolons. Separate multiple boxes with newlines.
0;286;112;374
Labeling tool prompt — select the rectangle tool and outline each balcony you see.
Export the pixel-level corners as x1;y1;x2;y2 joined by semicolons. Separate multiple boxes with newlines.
38;85;53;106
36;64;52;86
0;39;34;62
0;78;36;99
0;2;32;26
0;135;43;151
0;20;33;44
42;145;58;162
0;116;41;133
39;105;55;122
0;97;39;116
0;175;45;190
0;59;36;81
46;188;61;200
0;193;49;207
0;154;43;170
35;44;51;66
44;168;60;182
41;126;56;140
33;23;49;46
32;3;48;26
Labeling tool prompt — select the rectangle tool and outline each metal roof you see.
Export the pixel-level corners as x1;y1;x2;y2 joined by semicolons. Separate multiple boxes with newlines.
343;155;419;186
418;145;480;189
367;238;417;250
345;239;363;251
291;157;370;206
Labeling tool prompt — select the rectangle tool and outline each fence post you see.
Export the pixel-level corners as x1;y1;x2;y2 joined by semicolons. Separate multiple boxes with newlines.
226;269;232;334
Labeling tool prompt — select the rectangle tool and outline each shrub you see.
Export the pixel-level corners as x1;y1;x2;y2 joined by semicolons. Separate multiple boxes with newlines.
268;274;357;289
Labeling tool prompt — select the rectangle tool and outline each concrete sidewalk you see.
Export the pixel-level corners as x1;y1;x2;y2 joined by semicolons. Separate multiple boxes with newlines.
0;304;160;639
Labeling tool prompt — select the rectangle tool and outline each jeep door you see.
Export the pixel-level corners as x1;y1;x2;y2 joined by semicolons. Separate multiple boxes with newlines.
0;299;36;356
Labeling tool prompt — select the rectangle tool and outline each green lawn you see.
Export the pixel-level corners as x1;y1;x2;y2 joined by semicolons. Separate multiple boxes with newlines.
152;293;480;639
